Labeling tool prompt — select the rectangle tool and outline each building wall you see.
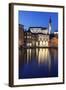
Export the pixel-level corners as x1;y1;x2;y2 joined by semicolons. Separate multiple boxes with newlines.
49;34;58;47
24;32;49;47
19;25;24;47
25;27;50;47
38;34;49;47
50;37;58;47
23;28;58;47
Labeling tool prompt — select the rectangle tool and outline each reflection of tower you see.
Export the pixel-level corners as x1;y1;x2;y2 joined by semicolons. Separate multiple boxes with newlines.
49;17;52;34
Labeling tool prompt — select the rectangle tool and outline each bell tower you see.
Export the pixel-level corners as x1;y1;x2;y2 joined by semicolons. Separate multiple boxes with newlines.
49;17;52;34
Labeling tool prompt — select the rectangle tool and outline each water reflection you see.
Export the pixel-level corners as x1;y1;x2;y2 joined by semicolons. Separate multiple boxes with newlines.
38;49;49;64
19;48;58;79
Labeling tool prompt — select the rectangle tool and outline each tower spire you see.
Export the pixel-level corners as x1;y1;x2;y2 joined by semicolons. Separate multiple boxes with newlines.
49;17;52;34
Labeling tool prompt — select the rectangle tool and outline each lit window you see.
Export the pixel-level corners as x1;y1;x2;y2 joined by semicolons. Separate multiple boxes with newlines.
40;41;43;46
43;41;45;46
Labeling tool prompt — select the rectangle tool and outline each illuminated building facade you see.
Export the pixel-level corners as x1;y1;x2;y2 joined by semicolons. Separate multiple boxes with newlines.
19;18;58;47
24;27;49;47
24;18;52;47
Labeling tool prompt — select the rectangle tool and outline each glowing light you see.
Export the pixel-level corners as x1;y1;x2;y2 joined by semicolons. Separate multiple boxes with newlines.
36;42;38;46
45;41;48;46
27;43;32;46
27;49;31;63
39;41;48;47
40;41;43;46
30;43;32;46
38;49;49;64
43;41;45;46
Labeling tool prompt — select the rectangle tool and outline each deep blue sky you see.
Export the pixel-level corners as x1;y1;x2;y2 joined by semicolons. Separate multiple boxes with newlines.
19;11;58;32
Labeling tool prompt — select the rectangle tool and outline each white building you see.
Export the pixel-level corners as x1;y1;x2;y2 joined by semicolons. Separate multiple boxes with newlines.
48;18;52;34
30;27;48;34
26;18;52;47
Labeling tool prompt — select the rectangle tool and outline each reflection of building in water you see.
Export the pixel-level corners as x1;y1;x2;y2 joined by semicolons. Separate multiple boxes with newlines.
27;49;31;63
30;49;57;69
38;49;48;64
19;48;58;76
26;48;52;66
38;48;51;70
49;48;58;63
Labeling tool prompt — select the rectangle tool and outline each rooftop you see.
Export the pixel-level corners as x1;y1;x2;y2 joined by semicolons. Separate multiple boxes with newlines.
29;27;47;30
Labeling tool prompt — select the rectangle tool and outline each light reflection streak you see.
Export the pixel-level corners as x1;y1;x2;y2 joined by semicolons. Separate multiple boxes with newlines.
26;48;58;71
38;49;49;64
19;48;58;78
27;49;31;63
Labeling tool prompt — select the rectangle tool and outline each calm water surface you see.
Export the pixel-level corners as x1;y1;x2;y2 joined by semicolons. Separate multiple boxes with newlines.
19;48;58;79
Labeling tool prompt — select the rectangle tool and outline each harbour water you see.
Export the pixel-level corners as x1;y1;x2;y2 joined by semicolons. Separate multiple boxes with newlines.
19;48;58;79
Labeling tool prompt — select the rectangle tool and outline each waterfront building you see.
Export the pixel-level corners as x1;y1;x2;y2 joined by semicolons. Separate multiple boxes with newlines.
19;24;24;47
24;18;52;47
19;18;58;47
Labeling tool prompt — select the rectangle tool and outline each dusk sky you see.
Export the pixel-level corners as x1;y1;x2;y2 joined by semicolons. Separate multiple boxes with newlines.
19;11;58;32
